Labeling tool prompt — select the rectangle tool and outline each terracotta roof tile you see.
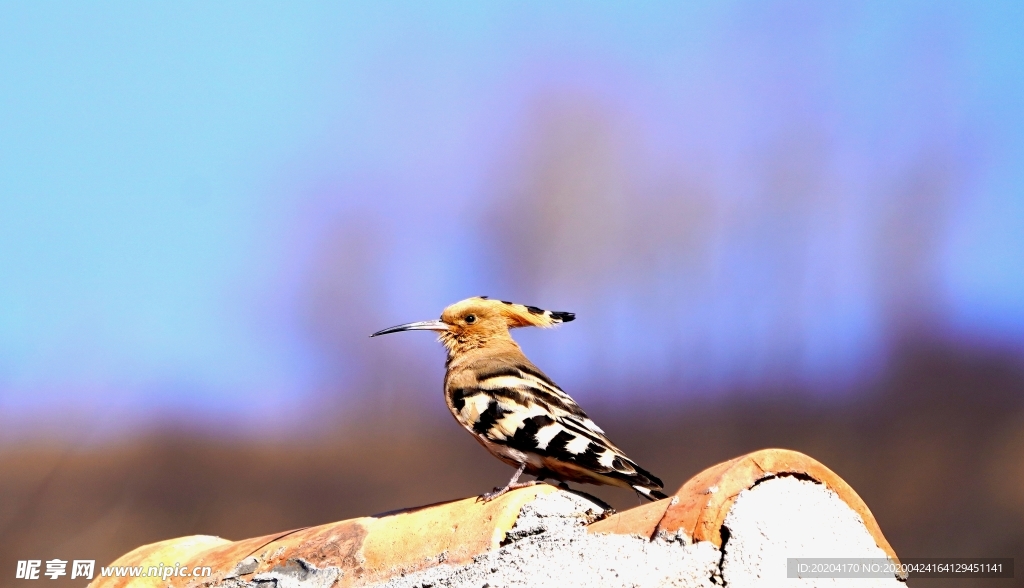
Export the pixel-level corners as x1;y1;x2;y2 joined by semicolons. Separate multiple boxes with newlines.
90;485;557;588
90;449;900;587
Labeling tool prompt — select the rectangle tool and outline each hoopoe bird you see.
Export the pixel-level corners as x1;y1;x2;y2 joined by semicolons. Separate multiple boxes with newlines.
371;296;668;502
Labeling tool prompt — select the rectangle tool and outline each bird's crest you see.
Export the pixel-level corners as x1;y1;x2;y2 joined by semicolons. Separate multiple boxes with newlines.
420;296;575;331
488;297;575;329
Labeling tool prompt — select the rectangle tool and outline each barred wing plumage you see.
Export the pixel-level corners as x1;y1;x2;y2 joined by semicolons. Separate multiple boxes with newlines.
448;360;666;498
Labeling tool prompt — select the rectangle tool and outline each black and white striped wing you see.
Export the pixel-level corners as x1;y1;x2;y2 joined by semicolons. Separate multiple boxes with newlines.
451;362;665;498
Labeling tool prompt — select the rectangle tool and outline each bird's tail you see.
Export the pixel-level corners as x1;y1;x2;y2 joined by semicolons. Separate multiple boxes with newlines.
632;485;669;501
613;460;669;502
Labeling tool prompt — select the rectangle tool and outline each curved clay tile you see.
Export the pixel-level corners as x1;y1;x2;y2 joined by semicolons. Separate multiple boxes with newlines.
588;448;900;566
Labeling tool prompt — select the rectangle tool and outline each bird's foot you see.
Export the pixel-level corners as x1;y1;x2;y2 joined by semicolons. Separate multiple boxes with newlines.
478;480;540;502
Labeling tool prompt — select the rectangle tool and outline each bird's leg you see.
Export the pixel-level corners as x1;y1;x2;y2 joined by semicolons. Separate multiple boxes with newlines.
479;462;538;502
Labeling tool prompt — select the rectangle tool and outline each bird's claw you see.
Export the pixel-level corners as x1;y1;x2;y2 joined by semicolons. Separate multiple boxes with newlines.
478;480;540;502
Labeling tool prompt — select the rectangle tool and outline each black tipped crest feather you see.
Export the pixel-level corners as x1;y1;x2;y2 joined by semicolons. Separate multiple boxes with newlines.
550;311;575;323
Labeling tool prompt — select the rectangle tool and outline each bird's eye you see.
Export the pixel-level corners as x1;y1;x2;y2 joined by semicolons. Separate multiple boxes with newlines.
465;314;476;324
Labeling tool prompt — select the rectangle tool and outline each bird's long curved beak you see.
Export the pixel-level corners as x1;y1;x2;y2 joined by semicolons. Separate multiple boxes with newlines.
370;319;449;337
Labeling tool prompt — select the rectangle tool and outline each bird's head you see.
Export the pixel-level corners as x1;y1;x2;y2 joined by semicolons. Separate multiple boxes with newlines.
371;296;574;354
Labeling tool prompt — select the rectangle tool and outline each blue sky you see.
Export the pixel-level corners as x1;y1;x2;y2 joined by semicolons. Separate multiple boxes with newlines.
1;2;1022;434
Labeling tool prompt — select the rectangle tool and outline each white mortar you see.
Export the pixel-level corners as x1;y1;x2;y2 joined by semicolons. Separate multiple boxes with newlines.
720;475;903;587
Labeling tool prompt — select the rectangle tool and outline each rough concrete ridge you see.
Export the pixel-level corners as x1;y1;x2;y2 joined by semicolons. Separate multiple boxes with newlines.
89;448;905;588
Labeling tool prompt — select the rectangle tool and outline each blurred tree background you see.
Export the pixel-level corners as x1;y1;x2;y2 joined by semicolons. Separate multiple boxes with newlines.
1;2;1022;587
